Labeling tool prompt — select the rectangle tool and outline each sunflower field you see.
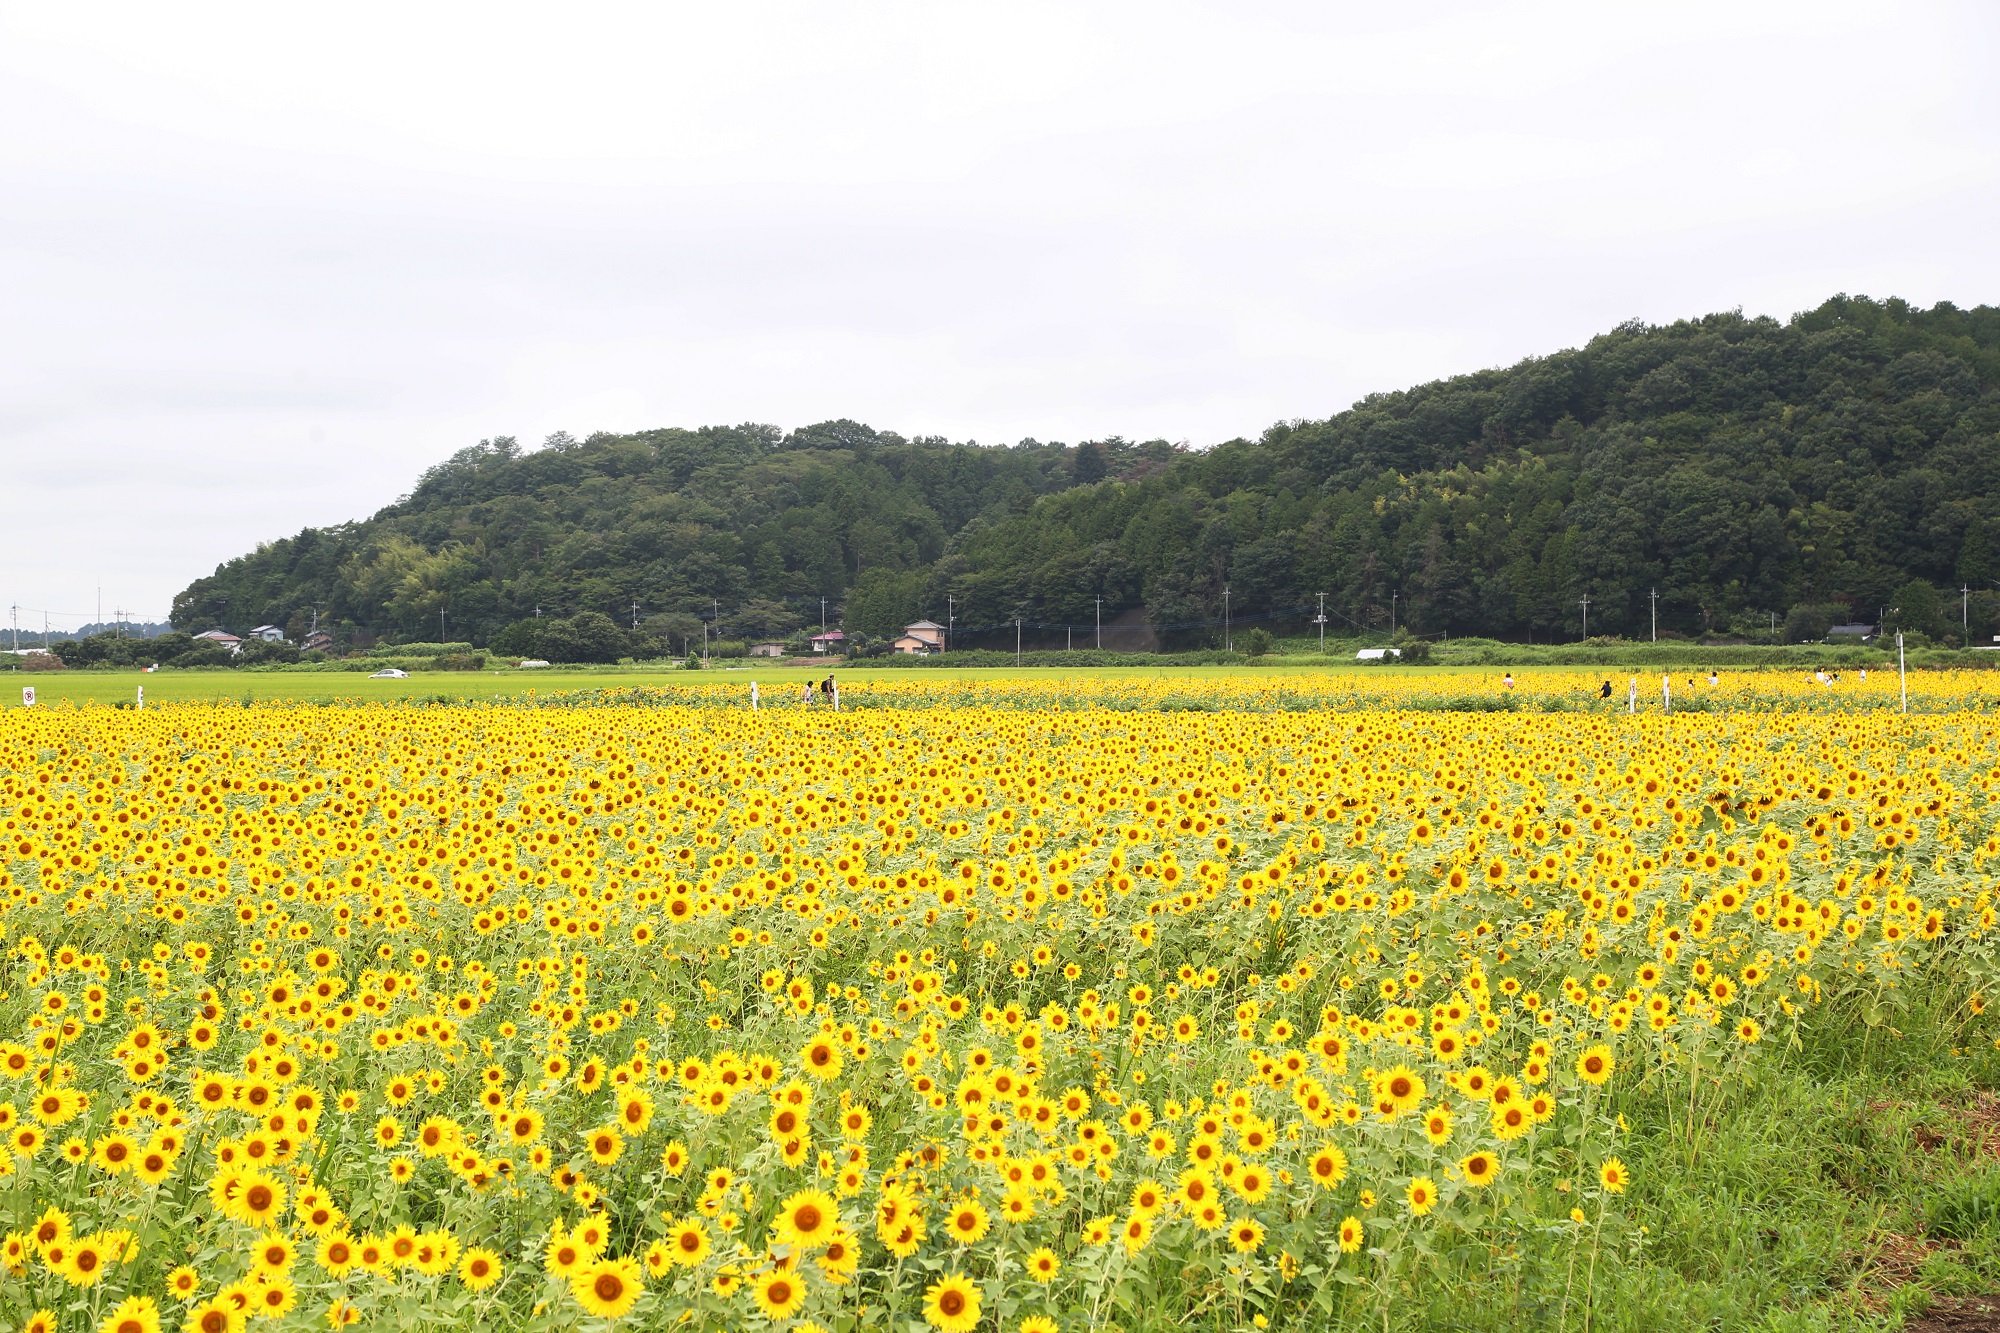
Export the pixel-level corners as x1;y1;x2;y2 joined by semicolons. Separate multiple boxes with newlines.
2;678;1999;1333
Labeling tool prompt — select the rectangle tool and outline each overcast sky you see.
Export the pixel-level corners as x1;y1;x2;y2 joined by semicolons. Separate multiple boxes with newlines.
1;0;1995;631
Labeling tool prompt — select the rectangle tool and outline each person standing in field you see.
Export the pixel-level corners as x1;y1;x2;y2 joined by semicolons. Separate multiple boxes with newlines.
801;681;814;707
1503;672;1515;691
1598;679;1612;702
1661;673;1671;714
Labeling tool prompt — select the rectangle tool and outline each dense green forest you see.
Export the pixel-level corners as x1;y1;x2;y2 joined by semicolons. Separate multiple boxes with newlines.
173;294;2000;654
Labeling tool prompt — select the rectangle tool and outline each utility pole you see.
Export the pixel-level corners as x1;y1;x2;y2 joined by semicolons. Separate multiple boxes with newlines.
819;598;827;632
1223;586;1231;652
1964;585;1972;637
631;600;640;630
1095;595;1103;650
1769;610;1776;639
9;604;16;651
1015;617;1022;665
1578;594;1590;641
946;595;954;654
440;607;446;643
1315;593;1327;655
1649;587;1657;642
1390;591;1398;635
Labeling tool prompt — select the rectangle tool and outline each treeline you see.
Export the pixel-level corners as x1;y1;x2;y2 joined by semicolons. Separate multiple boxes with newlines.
173;295;2000;651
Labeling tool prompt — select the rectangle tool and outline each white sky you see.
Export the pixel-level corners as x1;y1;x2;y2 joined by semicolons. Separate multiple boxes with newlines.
1;0;1995;631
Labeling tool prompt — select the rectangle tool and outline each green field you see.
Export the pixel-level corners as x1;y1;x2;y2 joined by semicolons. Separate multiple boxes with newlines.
1;662;1591;709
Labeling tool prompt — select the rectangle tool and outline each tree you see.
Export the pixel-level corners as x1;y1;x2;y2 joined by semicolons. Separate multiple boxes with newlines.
538;613;629;664
1886;580;1944;638
844;570;926;639
489;620;540;657
1072;441;1108;486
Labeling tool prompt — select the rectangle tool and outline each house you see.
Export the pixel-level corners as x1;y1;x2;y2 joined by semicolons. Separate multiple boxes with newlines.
192;630;243;653
248;625;287;643
809;630;847;654
1827;624;1876;641
749;642;787;658
302;631;336;654
894;620;945;655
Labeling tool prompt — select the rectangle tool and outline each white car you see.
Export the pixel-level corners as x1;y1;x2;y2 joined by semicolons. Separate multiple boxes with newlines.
368;668;410;679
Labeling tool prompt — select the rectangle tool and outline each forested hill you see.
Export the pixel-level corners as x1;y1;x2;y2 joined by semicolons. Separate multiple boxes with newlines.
174;294;2000;652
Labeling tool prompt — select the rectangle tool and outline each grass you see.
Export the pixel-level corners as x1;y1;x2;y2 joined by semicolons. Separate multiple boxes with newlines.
1;658;1974;710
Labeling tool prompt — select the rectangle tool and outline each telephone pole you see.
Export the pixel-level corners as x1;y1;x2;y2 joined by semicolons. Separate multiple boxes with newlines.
1015;617;1022;665
1223;586;1231;652
1649;587;1657;642
819;598;827;632
1315;593;1327;655
1965;585;1972;637
9;605;16;651
946;595;955;654
1578;594;1590;641
1389;591;1398;635
631;600;640;630
1095;595;1102;650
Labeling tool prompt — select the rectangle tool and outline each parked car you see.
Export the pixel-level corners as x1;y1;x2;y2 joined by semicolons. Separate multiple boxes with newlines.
368;668;409;679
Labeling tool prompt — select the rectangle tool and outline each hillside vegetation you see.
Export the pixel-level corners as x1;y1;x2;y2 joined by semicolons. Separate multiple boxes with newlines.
173;295;2000;652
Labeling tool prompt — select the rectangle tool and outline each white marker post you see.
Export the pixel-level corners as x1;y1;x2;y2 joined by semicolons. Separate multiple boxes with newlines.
750;681;759;711
136;685;144;710
1627;677;1637;715
1897;632;1907;714
21;686;34;707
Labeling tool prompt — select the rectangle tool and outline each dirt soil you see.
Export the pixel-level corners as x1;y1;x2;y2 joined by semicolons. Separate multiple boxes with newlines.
1904;1295;2000;1332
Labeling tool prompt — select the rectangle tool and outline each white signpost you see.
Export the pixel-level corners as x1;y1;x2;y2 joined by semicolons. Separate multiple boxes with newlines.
21;686;34;707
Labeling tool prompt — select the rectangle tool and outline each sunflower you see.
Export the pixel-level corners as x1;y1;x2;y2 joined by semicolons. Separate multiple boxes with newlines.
1599;1157;1629;1194
230;1174;285;1229
100;1295;161;1333
544;1226;587;1279
774;1188;839;1250
250;1234;294;1276
944;1200;991;1245
666;1219;711;1267
1228;1217;1265;1254
1307;1145;1348;1189
1575;1044;1615;1086
1232;1163;1271;1203
315;1233;358;1278
922;1273;982;1333
1377;1065;1425;1116
1422;1106;1453;1146
1338;1215;1365;1252
60;1231;119;1287
584;1125;624;1167
816;1227;859;1284
1024;1246;1060;1283
1459;1151;1499;1188
572;1257;644;1319
249;1276;295;1320
1120;1212;1153;1255
1019;1318;1059;1333
1406;1177;1437;1217
751;1267;806;1320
